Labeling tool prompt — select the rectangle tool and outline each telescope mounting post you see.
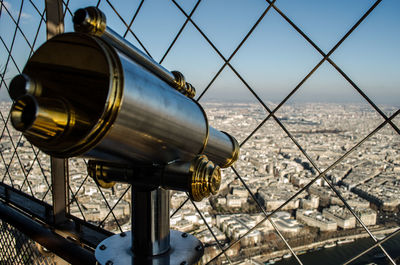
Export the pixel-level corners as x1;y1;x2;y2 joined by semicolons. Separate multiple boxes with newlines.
132;187;170;256
94;169;204;265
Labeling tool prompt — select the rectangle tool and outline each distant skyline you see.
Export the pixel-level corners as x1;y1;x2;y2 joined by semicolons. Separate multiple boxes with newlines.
0;0;399;107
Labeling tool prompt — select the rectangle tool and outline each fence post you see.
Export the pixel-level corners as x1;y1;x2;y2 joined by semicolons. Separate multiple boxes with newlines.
45;0;68;225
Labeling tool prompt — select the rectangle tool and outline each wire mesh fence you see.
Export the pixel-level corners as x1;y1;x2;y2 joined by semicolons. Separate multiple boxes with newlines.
0;0;52;204
0;219;56;265
0;0;399;264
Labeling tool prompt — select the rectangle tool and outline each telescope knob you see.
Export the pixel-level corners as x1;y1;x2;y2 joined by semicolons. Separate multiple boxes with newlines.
73;6;106;36
190;155;221;202
171;71;196;98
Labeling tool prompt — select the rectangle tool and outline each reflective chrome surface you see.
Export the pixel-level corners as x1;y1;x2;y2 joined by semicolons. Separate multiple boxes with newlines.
10;32;239;168
133;188;170;256
204;128;240;168
103;27;175;88
91;48;208;163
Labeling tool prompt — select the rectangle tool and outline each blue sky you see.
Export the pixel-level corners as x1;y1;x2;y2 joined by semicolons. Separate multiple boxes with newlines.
0;0;399;107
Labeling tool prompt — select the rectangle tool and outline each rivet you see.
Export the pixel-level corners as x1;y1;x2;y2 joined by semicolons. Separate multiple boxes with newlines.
106;261;113;265
120;232;126;237
180;262;187;265
99;244;106;250
181;232;188;238
195;245;203;251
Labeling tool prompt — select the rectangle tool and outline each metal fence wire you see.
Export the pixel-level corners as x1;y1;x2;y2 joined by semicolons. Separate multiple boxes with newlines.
0;0;399;265
0;219;55;265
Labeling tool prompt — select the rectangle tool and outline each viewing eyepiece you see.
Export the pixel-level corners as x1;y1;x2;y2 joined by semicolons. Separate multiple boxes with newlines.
9;74;42;101
11;95;73;141
11;95;37;131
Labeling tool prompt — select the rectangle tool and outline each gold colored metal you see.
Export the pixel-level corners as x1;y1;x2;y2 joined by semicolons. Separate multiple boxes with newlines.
171;71;196;98
11;95;73;141
184;82;196;99
87;161;116;189
171;71;185;91
73;6;106;36
189;155;221;202
220;131;240;168
9;74;42;100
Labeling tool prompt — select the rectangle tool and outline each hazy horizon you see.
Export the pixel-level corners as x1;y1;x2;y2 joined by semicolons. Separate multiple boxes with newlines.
0;93;398;110
1;0;399;107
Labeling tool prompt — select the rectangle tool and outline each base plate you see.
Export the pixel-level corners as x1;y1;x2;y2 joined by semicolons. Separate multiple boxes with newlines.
95;230;204;265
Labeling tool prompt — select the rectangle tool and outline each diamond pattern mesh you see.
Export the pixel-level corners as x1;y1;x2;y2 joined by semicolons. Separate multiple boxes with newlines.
1;0;399;264
0;0;52;204
0;219;56;265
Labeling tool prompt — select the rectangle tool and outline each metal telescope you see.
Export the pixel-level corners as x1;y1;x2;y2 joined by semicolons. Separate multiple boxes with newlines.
8;6;239;265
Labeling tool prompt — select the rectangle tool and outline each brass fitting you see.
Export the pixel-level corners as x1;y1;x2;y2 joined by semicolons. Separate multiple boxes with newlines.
11;95;74;141
189;155;221;202
87;161;116;189
172;71;196;98
86;155;221;202
73;6;107;36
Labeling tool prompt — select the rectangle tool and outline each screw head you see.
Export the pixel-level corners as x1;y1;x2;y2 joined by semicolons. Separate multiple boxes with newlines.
106;261;113;265
180;262;187;265
181;232;188;238
196;245;203;251
120;232;126;237
99;244;106;250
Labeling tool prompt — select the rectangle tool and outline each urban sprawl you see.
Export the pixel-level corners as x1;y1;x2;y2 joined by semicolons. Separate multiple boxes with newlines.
0;101;399;264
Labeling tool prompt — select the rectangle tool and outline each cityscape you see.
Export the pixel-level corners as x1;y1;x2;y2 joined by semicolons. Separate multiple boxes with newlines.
0;101;399;264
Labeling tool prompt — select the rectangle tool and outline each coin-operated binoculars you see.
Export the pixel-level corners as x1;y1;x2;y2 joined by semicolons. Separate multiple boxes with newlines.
9;6;239;265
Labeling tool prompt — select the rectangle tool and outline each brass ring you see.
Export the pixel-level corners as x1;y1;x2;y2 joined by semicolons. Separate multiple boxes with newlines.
87;161;116;189
61;34;124;157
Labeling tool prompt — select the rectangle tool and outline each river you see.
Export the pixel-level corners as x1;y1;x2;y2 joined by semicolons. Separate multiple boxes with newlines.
272;233;400;265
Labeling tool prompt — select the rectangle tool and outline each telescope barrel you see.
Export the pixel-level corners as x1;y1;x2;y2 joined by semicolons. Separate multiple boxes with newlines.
9;32;239;168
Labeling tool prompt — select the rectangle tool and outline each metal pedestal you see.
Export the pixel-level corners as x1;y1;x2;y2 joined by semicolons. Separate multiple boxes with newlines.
95;188;204;265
